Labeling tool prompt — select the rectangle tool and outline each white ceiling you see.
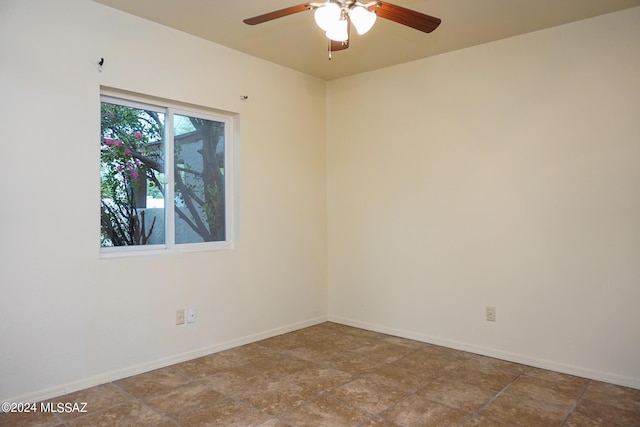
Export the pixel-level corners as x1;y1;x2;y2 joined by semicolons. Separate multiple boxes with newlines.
92;0;640;81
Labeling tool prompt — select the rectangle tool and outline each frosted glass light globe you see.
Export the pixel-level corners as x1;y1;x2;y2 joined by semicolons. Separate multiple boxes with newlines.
349;6;376;35
314;2;341;32
326;18;349;42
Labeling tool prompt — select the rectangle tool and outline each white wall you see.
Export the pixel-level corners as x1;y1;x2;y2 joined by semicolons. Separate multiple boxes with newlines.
0;0;327;401
327;7;640;388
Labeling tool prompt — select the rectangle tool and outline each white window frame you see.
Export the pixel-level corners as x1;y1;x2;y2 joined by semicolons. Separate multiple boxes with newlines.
100;89;235;258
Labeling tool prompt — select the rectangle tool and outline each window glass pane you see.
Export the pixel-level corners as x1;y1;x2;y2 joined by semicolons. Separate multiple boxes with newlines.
174;114;226;243
100;102;166;247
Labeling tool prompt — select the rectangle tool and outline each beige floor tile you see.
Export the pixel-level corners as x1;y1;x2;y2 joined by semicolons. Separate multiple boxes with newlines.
379;335;431;350
478;393;570;427
114;367;191;399
216;343;278;365
257;334;306;351
351;341;418;364
462;355;528;375
327;377;408;415
330;337;386;356
279;395;374;427
176;396;269;427
381;394;471;426
66;401;171;427
363;363;439;393
0;410;62;427
419;344;475;361
283;366;353;393
244;354;318;379
462;414;514;426
254;418;294;427
393;350;464;374
197;365;271;395
334;334;384;351
141;382;223;418
523;367;590;388
234;378;317;415
563;411;604;427
360;416;402;427
170;354;239;380
322;353;383;376
502;374;587;409
320;323;386;340
587;380;640;401
445;363;519;392
285;324;351;344
416;377;496;413
571;387;640;426
47;383;133;420
283;343;346;363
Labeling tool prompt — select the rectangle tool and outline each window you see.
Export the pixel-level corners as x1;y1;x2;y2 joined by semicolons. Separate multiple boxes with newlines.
100;91;233;255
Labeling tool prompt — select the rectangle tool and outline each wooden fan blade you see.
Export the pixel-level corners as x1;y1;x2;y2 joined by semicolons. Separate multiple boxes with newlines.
330;39;349;51
243;3;314;25
369;1;441;33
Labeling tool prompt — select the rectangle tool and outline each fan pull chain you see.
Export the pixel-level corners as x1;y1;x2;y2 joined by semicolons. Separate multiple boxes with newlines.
328;38;332;60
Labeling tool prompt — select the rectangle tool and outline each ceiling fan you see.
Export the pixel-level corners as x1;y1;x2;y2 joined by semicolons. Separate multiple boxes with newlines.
244;1;441;56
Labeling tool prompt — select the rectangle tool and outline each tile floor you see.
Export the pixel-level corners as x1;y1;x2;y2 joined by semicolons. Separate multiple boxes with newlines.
2;322;639;426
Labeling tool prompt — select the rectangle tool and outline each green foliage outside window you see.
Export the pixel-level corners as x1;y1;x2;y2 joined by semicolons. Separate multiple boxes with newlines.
100;98;227;249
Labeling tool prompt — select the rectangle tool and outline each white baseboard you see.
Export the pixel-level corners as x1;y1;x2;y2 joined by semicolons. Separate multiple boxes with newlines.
328;315;640;390
6;315;328;404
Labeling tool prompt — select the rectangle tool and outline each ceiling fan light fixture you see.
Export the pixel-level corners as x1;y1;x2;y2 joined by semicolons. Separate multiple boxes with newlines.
349;5;376;35
243;1;441;58
314;2;341;32
325;17;349;42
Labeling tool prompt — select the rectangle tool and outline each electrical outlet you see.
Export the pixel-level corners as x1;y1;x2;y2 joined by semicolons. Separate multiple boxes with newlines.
486;306;496;322
186;306;196;323
176;309;185;325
